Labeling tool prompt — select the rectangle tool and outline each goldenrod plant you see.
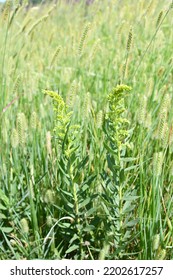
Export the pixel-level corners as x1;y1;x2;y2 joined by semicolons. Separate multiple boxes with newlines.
101;85;139;259
44;90;98;259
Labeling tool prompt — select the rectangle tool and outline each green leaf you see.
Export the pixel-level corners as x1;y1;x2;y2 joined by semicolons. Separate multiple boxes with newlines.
61;189;73;198
122;201;136;213
0;227;13;233
121;157;137;162
77;156;89;170
120;169;125;182
65;244;79;254
123;195;139;201
69;234;79;245
0;213;7;219
60;193;74;209
78;197;91;209
58;222;71;229
81;184;89;192
62;121;71;151
101;201;113;217
0;190;9;205
0;203;6;210
67;146;80;168
83;225;95;232
125;165;138;172
104;142;116;155
124;218;139;228
82;174;97;186
85;207;96;217
66;201;74;209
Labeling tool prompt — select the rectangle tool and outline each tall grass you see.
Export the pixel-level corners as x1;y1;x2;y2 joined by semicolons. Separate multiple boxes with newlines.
0;0;173;260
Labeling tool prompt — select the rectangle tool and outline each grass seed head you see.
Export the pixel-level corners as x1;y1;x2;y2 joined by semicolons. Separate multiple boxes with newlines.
156;248;166;260
152;234;160;251
78;22;91;57
44;189;55;204
126;27;133;52
16;113;28;146
46;215;53;227
11;128;19;148
156;11;163;28
153;152;164;177
31;112;38;129
20;218;29;234
96;110;103;129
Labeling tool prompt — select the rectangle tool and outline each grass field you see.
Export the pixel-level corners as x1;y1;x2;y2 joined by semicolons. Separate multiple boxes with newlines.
0;0;173;260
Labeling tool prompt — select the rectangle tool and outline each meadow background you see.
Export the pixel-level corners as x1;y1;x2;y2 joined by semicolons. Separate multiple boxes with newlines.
0;0;173;260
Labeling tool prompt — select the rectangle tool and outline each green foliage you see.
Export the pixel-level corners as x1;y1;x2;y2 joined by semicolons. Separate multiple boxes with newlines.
44;90;99;259
101;85;139;258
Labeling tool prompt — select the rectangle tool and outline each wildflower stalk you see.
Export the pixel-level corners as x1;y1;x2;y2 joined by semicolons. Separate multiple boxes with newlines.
43;90;73;152
102;84;137;258
44;89;87;259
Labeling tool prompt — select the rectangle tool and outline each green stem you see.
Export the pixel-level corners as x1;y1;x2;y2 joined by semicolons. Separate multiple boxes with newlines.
72;183;83;259
1;20;10;110
28;179;39;239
